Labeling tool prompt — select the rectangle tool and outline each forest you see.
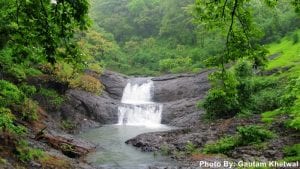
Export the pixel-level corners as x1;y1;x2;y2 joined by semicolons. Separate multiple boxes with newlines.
0;0;300;168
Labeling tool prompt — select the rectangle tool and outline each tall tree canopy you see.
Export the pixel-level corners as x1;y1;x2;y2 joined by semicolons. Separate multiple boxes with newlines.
0;0;90;64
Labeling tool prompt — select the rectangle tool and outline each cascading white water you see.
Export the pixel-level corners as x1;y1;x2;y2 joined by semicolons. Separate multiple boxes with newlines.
117;79;162;127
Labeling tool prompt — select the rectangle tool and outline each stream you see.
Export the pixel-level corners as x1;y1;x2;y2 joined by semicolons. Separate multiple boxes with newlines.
79;78;177;169
80;125;176;169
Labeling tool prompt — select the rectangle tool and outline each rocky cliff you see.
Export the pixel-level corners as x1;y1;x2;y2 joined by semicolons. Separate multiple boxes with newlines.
62;70;211;129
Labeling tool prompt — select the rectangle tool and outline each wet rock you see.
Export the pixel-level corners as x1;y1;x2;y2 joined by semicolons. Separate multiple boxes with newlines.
152;70;211;127
126;128;216;153
60;70;129;131
63;89;120;125
99;70;128;100
152;70;211;103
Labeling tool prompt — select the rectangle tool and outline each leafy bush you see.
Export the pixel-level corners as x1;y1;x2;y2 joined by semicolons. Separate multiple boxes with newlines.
159;57;192;73
203;125;275;154
69;74;103;94
250;89;282;114
53;61;75;83
61;120;76;131
38;88;64;107
200;71;239;119
292;33;299;44
261;109;282;123
20;98;39;121
283;144;300;162
203;136;239;154
185;141;200;154
273;77;300;130
16;140;44;162
234;59;253;78
234;59;255;109
160;144;172;156
0;107;25;135
0;80;24;107
19;84;37;97
237;125;275;145
7;65;27;81
286;78;300;130
88;62;103;74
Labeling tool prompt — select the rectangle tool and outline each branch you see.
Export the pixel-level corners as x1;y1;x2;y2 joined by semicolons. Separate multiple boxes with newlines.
222;0;228;19
222;0;238;73
16;0;19;25
236;10;251;49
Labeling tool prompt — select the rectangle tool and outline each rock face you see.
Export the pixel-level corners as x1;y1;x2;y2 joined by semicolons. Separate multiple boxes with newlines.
63;90;120;124
60;70;128;131
61;69;210;129
152;70;211;127
99;70;128;100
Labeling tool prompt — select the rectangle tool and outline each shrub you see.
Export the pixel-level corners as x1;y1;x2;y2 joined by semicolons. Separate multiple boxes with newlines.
39;155;71;169
69;74;103;94
0;80;24;107
250;89;282;114
185;141;200;155
88;62;103;74
0;107;25;135
234;59;253;78
292;33;299;44
53;61;75;83
203;136;239;154
283;144;300;162
20;98;39;121
160;144;172;156
203;125;275;154
201;70;240;119
19;84;37;97
159;57;192;73
16;140;44;162
237;125;275;145
278;77;300;130
200;88;239;119
38;88;64;107
7;65;27;81
61;120;76;131
261;109;282;123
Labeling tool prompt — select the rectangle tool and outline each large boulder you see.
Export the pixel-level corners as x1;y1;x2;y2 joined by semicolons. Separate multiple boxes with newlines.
62;90;120;124
60;70;128;131
99;70;128;100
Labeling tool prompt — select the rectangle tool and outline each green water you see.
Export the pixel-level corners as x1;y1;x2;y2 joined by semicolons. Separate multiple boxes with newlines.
79;125;176;169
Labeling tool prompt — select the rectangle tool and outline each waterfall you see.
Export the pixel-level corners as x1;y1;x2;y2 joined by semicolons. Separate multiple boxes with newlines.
117;79;162;127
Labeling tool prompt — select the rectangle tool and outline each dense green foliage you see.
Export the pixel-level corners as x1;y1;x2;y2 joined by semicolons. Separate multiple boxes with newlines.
16;140;44;162
0;0;97;163
38;88;64;107
284;144;300;162
0;0;299;165
203;125;275;154
0;107;25;135
86;0;299;75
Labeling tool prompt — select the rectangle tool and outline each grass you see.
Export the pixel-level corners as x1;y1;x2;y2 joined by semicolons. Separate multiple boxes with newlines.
261;109;283;123
267;29;300;78
264;30;300;129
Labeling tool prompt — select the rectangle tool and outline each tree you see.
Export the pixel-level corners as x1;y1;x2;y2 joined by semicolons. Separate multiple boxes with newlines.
195;0;300;119
0;0;90;64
